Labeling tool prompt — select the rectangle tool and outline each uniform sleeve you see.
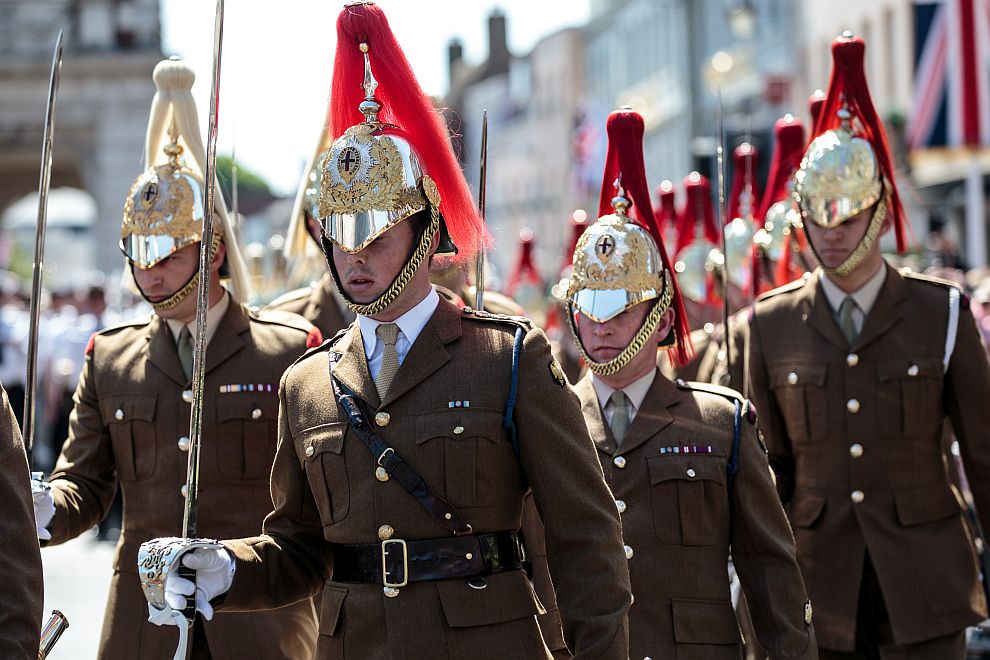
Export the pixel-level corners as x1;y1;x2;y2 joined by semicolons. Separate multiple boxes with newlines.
731;418;817;659
945;304;990;538
47;342;118;544
220;374;332;612
520;492;568;655
747;312;796;503
514;327;631;660
0;385;43;658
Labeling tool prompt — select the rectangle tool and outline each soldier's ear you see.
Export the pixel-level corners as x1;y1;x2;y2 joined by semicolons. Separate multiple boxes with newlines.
654;307;676;345
210;240;227;273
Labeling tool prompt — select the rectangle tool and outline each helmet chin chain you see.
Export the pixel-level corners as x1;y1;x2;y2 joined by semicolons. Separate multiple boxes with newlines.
133;232;221;312
567;275;673;377
326;207;439;317
809;190;889;279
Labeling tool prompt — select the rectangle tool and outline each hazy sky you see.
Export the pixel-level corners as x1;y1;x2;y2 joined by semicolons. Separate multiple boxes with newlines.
160;1;591;195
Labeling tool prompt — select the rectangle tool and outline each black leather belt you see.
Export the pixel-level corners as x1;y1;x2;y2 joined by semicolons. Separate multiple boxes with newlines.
332;531;524;587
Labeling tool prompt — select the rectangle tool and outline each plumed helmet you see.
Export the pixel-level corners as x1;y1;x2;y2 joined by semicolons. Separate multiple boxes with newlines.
793;33;906;276
566;108;691;373
121;57;250;307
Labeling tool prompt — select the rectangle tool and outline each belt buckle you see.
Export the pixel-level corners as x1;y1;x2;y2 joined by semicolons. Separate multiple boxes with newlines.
381;538;409;588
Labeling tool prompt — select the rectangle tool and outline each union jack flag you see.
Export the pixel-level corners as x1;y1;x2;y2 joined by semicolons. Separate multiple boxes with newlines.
908;0;990;150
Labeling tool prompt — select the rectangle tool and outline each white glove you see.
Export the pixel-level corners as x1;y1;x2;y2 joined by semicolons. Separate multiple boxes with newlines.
31;476;55;541
163;547;235;620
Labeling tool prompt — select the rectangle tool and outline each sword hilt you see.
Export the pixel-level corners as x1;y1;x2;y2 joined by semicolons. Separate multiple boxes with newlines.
178;563;198;623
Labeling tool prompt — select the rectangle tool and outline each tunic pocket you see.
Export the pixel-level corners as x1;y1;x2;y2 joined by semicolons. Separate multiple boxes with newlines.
415;408;507;507
769;362;827;444
876;358;942;436
672;598;741;660
215;394;280;480
102;394;158;481
300;423;349;524
647;455;726;546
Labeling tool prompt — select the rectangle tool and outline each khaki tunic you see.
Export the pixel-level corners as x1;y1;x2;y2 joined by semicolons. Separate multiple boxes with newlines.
266;274;354;341
575;372;816;660
748;264;990;651
0;384;42;659
222;298;632;659
46;302;320;659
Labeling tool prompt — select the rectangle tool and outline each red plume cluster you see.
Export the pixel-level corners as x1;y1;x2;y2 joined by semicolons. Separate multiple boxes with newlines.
673;173;718;257
597;109;691;366
728;143;761;222
506;229;543;296
329;3;489;259
654;180;677;235
811;34;906;252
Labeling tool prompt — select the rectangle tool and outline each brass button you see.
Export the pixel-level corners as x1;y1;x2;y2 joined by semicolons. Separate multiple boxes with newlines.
624;545;634;559
182;389;193;403
180;484;188;498
908;364;919;377
304;445;315;457
787;372;799;385
378;524;394;541
375;412;391;427
177;436;191;452
851;490;865;503
375;467;390;482
114;408;124;421
804;601;813;625
465;552;473;560
686;468;697;478
453;426;465;435
615;499;627;513
251;407;262;420
613;456;627;468
846;353;859;367
850;443;864;458
383;586;400;598
847;398;860;413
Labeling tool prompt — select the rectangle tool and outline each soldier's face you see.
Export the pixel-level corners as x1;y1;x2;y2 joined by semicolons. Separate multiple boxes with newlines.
332;221;416;304
804;205;873;269
132;241;224;320
576;302;651;363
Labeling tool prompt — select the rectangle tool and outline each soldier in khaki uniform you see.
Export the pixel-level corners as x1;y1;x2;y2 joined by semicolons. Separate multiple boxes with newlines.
564;107;815;660
267;124;354;338
747;34;990;659
2;384;42;659
142;5;632;659
32;58;321;658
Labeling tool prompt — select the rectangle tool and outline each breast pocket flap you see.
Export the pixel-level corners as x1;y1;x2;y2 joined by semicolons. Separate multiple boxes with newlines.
415;408;504;445
769;363;826;388
895;487;963;526
299;423;346;462
648;455;725;486
102;394;157;424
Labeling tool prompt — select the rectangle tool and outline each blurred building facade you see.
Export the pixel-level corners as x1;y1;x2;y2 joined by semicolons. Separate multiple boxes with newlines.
0;0;162;279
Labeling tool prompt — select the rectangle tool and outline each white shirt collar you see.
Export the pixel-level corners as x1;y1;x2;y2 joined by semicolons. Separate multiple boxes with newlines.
590;367;657;417
165;290;230;345
820;261;887;315
358;287;441;359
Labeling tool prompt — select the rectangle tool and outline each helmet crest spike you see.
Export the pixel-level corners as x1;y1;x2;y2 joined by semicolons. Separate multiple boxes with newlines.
811;33;906;253
329;3;488;259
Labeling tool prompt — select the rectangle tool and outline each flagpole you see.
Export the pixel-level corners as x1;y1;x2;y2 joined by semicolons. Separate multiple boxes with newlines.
965;151;986;268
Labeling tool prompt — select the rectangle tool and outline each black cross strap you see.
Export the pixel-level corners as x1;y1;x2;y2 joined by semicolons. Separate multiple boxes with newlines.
328;353;473;536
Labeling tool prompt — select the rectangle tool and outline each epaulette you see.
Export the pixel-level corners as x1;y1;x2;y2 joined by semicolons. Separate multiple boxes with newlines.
674;379;757;424
900;268;964;292
754;276;807;303
460;306;532;331
249;307;324;348
86;314;154;355
265;285;313;310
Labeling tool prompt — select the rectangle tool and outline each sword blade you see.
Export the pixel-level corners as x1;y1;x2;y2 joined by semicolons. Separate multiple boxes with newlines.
714;87;732;370
23;30;64;460
474;110;488;311
183;0;225;542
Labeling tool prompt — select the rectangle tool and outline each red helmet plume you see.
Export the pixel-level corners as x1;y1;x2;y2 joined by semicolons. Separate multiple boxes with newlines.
673;172;718;257
756;116;805;223
728;143;761;222
654;180;677;234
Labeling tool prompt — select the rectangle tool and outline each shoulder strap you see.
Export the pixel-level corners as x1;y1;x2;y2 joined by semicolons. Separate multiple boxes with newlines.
502;326;525;459
944;286;960;373
327;354;472;536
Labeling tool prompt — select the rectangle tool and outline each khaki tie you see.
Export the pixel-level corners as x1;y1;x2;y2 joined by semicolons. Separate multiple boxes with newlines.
609;390;630;443
837;296;859;345
374;323;400;399
177;326;194;380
